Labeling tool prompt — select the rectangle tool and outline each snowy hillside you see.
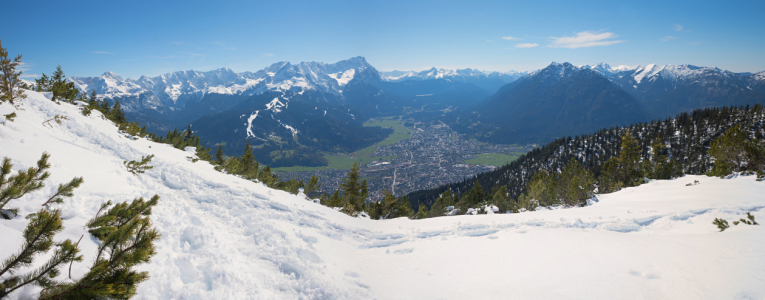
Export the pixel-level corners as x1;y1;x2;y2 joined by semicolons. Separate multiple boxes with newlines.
1;91;764;299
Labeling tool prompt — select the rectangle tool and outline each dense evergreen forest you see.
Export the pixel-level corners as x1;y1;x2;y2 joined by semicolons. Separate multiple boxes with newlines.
406;104;765;210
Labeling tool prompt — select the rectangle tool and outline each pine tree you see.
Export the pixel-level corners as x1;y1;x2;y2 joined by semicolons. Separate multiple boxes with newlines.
35;73;52;92
0;40;27;106
39;195;160;299
258;166;279;187
525;170;554;207
415;204;428;219
459;181;484;212
238;140;259;180
708;124;765;176
598;158;622;193
617;132;643;186
491;185;511;213
215;145;225;165
427;190;453;218
88;89;98;107
124;155;154;175
713;218;729;232
372;190;413;219
49;66;79;102
1;153;51;219
0;153;82;298
557;158;595;207
109;100;127;123
303;176;321;199
184;124;193;140
99;99;111;114
339;161;366;215
325;190;342;207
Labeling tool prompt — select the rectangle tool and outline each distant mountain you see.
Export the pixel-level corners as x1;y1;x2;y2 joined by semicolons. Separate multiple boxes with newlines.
69;56;765;167
71;57;391;165
69;57;526;166
380;68;525;96
191;89;392;167
450;62;647;144
582;63;765;118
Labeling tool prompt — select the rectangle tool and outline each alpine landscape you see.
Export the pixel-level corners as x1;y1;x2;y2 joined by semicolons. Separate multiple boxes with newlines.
1;1;764;299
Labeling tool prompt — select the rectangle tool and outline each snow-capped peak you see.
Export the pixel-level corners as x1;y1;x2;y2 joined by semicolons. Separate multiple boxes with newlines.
380;67;522;82
69;57;376;107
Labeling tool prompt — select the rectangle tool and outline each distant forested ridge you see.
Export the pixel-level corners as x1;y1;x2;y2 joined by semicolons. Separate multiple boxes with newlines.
406;104;765;209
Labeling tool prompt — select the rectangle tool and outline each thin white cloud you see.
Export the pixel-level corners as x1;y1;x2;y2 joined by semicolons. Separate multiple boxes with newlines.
264;53;274;57
502;36;521;40
91;51;114;55
210;41;236;50
515;43;539;48
16;62;37;78
17;62;32;72
547;31;624;49
674;24;683;32
662;36;678;42
183;52;206;58
148;55;180;59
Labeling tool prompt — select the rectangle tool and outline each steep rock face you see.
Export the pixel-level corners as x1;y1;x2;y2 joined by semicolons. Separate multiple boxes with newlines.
584;63;765;118
455;62;647;144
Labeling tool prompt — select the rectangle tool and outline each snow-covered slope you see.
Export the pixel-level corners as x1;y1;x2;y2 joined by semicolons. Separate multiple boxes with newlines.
1;91;764;299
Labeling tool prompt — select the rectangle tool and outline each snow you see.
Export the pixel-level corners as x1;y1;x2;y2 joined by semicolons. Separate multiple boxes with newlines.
246;110;260;138
1;91;764;299
327;69;355;86
69;57;374;107
265;97;287;113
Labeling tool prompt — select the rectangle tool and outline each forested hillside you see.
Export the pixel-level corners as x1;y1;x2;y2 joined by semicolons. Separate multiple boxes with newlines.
407;104;765;209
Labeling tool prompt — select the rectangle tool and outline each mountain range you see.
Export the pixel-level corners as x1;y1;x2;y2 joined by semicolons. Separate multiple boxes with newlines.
70;57;520;166
449;62;765;144
69;57;765;167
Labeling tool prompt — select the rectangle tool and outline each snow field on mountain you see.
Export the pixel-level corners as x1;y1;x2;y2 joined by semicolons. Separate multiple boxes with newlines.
1;91;764;299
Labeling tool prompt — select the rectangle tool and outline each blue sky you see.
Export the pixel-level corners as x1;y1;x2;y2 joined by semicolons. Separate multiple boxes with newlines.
2;0;763;79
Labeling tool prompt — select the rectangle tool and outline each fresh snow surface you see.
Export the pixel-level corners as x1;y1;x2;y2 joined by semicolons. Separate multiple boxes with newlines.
327;69;356;86
1;91;764;299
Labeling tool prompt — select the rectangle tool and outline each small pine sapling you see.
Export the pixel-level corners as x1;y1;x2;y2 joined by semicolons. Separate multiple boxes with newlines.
415;204;428;219
733;212;758;226
42;115;69;128
712;218;729;232
0;153;83;297
39;195;161;299
303;176;321;199
0;153;51;219
3;112;16;122
124;154;154;175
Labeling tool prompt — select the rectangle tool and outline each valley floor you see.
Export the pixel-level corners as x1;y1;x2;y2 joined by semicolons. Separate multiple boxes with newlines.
278;121;532;201
1;91;763;299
